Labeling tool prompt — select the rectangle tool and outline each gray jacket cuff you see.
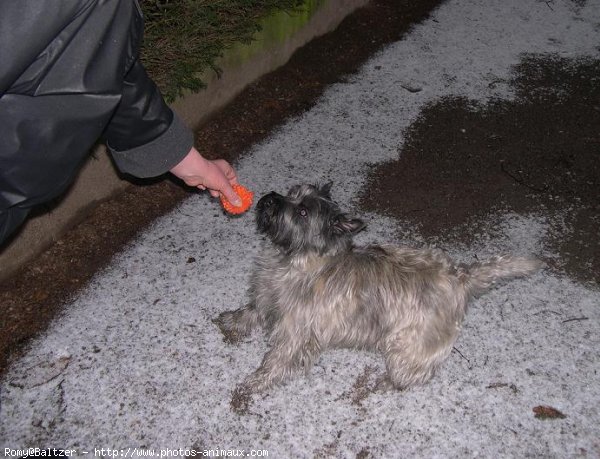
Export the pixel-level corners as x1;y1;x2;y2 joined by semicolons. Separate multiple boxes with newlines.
108;113;194;178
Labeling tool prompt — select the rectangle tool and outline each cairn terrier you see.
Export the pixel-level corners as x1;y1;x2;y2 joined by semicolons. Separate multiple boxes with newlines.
214;183;541;392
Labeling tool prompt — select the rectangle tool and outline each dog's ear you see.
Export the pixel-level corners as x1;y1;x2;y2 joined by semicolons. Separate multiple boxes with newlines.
319;182;333;199
331;214;366;235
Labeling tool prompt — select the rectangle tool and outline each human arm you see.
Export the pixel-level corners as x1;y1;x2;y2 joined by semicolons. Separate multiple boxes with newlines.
170;148;242;206
104;59;241;205
104;60;193;178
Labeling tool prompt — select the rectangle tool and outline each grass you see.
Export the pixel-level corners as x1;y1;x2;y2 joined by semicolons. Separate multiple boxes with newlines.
140;0;306;101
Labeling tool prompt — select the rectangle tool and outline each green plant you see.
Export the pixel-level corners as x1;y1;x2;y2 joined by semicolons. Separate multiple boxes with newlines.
140;0;305;101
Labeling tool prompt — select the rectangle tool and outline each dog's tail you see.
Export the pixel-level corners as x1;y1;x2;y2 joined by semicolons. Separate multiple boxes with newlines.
461;255;543;296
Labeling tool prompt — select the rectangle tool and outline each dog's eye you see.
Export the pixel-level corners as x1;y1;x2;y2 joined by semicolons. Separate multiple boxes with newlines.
297;206;308;218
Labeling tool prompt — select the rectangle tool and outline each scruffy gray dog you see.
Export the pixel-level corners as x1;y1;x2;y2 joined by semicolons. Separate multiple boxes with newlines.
214;183;541;392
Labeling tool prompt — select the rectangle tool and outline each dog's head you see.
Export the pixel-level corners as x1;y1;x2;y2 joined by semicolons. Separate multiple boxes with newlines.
256;183;365;255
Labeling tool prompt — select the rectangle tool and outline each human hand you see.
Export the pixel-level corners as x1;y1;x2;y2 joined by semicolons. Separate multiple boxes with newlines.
170;147;242;206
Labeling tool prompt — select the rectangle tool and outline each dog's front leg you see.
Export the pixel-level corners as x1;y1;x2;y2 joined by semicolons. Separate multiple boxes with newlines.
242;320;322;392
213;303;260;344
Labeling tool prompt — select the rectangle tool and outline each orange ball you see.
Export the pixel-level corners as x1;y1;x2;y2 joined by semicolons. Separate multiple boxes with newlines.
220;184;254;215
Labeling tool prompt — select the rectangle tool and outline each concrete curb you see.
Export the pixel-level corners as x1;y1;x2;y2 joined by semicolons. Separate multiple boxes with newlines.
0;0;368;282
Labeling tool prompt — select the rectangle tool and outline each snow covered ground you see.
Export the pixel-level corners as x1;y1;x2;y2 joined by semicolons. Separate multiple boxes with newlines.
2;0;599;457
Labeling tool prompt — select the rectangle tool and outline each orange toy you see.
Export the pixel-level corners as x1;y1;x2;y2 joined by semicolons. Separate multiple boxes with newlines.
220;184;254;215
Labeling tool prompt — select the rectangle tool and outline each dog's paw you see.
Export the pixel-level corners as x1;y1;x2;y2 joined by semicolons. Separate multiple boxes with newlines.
212;308;256;344
230;375;272;415
373;375;396;393
212;312;245;344
242;370;274;394
212;311;247;344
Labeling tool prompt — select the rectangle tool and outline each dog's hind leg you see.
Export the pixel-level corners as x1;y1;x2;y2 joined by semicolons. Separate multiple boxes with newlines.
381;334;452;390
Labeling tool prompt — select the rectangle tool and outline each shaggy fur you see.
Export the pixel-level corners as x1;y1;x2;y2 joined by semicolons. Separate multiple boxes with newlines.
214;183;542;392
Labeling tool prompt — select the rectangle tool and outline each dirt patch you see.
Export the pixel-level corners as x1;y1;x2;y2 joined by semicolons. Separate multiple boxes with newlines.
230;384;254;415
0;0;445;378
336;365;379;408
194;0;444;163
313;431;343;459
360;54;600;285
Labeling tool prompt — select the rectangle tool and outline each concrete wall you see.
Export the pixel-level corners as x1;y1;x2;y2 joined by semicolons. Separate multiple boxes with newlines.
0;0;368;282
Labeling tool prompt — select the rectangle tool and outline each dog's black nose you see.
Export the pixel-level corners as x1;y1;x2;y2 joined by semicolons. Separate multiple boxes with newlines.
257;192;282;210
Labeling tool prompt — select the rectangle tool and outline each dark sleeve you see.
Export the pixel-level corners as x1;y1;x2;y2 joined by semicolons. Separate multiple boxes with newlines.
104;60;194;178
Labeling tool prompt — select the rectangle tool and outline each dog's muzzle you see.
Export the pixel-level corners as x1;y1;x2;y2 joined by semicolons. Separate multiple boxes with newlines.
256;192;284;233
257;192;283;211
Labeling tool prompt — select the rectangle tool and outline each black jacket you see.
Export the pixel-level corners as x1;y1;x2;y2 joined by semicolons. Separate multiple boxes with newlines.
0;0;193;236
